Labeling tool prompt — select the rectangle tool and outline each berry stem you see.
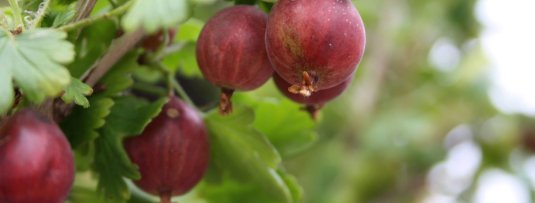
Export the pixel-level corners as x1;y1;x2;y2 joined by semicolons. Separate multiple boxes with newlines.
160;192;172;203
302;104;324;120
219;88;235;115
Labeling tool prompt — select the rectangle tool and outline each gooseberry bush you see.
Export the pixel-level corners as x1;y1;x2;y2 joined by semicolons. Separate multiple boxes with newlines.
0;0;365;202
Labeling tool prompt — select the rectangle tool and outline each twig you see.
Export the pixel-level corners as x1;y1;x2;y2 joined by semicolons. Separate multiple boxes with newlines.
84;29;145;86
58;0;133;32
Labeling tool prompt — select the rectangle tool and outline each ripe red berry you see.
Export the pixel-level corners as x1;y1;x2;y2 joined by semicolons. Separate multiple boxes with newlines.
266;0;366;96
124;96;209;203
196;6;273;114
273;73;352;119
0;109;75;203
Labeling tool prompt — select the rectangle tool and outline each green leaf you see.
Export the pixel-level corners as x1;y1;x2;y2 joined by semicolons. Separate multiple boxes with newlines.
253;99;318;158
176;18;204;42
61;96;114;171
206;106;281;168
61;97;114;148
122;0;189;33
233;95;318;158
162;43;202;77
62;78;93;108
104;97;168;135
0;29;74;114
205;106;295;203
94;96;167;202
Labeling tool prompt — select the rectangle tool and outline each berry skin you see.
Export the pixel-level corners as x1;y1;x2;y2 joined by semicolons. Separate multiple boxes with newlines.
266;0;366;96
196;6;273;114
124;96;209;203
0;109;75;203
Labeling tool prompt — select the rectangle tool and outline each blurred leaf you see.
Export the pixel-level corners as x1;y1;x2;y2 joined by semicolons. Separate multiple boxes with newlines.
278;169;303;203
62;78;93;108
206;106;280;167
132;65;163;83
0;29;74;114
94;96;167;202
123;0;189;33
162;43;202;77
176;18;204;42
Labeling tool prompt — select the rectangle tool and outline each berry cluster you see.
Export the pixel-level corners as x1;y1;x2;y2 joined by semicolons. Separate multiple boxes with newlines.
197;0;366;117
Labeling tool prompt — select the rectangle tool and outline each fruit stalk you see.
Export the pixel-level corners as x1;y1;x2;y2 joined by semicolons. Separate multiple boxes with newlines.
302;104;323;120
160;192;172;203
219;88;235;115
